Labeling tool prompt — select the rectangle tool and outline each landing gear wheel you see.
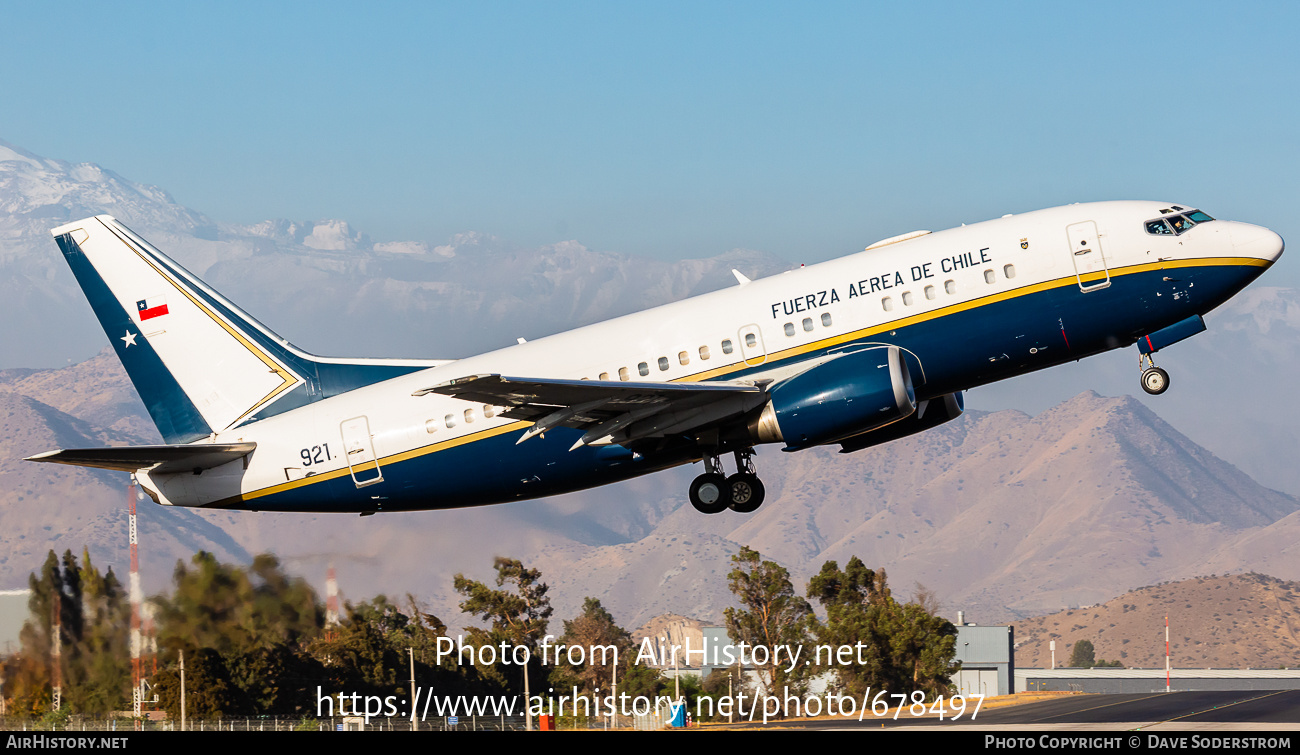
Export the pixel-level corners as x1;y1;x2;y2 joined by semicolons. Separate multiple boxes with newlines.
727;473;765;513
689;473;729;514
1141;367;1170;395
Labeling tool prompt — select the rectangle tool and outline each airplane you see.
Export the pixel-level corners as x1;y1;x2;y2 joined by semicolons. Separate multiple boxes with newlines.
26;202;1283;515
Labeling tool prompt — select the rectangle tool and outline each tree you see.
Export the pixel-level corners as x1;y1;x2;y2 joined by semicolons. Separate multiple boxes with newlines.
453;557;553;695
152;648;240;720
10;550;130;718
1069;639;1096;668
548;598;630;696
807;557;958;698
723;546;815;701
153;552;320;656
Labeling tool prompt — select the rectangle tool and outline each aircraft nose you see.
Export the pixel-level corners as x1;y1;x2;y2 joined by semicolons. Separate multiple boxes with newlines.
1230;222;1285;264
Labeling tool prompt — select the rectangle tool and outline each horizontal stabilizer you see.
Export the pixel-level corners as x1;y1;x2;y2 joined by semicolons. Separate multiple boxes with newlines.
26;443;256;474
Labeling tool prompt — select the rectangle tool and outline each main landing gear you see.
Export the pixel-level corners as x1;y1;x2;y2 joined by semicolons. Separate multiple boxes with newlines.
689;449;766;514
1139;352;1170;395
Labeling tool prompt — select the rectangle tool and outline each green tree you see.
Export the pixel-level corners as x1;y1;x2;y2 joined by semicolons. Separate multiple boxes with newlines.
723;546;815;702
1069;640;1096;668
152;648;241;720
807;557;958;698
10;550;131;718
454;557;553;696
153;552;320;656
548;597;630;696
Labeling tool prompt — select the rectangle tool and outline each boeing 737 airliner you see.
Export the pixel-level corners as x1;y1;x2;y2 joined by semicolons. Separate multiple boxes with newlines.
27;202;1283;515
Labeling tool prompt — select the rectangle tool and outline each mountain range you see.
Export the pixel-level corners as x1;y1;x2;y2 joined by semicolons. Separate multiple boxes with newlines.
2;137;1299;641
3;352;1297;632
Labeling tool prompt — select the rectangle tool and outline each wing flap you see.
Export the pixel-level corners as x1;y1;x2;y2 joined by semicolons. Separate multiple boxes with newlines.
26;443;257;474
415;374;769;447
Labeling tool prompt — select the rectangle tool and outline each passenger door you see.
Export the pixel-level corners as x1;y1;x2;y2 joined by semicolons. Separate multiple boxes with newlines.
340;415;383;487
1066;220;1110;292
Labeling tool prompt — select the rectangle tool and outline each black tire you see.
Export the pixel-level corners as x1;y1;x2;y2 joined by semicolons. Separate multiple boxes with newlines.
689;473;729;514
727;473;766;513
1141;367;1170;395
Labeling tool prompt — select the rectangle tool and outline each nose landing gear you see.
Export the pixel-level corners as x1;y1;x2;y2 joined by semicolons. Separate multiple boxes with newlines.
1138;352;1170;395
689;449;766;514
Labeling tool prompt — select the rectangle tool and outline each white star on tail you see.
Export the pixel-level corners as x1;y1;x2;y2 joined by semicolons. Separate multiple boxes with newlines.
121;330;137;348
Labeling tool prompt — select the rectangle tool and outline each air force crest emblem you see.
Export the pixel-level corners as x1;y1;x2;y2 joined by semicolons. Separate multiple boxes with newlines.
1020;237;1029;249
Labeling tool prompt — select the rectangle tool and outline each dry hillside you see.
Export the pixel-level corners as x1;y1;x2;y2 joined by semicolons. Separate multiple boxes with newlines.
1013;573;1300;669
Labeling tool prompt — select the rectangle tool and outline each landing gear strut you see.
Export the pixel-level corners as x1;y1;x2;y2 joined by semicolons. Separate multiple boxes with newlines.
689;449;766;514
1139;352;1170;395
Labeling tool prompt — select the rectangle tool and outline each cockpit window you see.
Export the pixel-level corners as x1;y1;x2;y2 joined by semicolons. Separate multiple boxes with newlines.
1146;210;1214;236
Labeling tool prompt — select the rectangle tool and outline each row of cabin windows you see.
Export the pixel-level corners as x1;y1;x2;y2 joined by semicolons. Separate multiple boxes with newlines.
783;311;834;337
881;264;1016;312
594;337;743;382
427;404;498;433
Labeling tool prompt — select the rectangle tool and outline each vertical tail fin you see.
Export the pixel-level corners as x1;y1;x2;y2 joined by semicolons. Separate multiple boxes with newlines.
52;216;446;443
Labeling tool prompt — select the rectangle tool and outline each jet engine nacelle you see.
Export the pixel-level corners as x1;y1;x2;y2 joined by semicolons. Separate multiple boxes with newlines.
837;390;964;453
749;346;916;451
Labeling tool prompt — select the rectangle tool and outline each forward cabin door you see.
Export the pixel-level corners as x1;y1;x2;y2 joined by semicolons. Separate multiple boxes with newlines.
1066;220;1110;292
340;415;383;487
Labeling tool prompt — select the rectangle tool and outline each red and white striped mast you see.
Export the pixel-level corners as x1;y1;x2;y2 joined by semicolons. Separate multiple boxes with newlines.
128;478;144;726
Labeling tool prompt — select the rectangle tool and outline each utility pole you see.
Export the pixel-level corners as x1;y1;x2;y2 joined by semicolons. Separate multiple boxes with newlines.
325;564;340;641
409;648;416;731
1165;616;1171;693
51;593;61;713
180;650;186;732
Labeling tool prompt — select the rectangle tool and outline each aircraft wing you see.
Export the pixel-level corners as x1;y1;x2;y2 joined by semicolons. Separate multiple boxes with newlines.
414;374;769;449
25;443;257;474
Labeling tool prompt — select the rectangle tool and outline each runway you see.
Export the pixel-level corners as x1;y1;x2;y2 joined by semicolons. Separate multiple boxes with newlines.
721;690;1300;730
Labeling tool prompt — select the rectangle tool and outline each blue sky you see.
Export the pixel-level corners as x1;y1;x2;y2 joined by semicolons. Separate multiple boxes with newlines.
3;1;1298;277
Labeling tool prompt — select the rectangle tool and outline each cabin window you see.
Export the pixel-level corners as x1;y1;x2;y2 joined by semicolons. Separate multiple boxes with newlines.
699;345;711;360
821;312;832;327
658;356;669;371
483;405;496;418
444;413;456;429
618;367;630;381
945;279;956;295
1003;263;1016;279
425;419;438;434
784;322;796;336
902;291;914;306
882;296;893;312
638;362;650;376
464;408;475;423
678;351;689;365
745;333;757;348
924;285;936;300
984;269;996;284
598;372;609;380
722;339;734;354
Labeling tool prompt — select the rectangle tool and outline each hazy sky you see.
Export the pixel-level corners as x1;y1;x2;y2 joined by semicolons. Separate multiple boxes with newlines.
4;2;1298;280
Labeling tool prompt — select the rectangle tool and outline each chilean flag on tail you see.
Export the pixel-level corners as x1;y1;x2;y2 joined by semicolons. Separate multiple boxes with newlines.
136;296;169;321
